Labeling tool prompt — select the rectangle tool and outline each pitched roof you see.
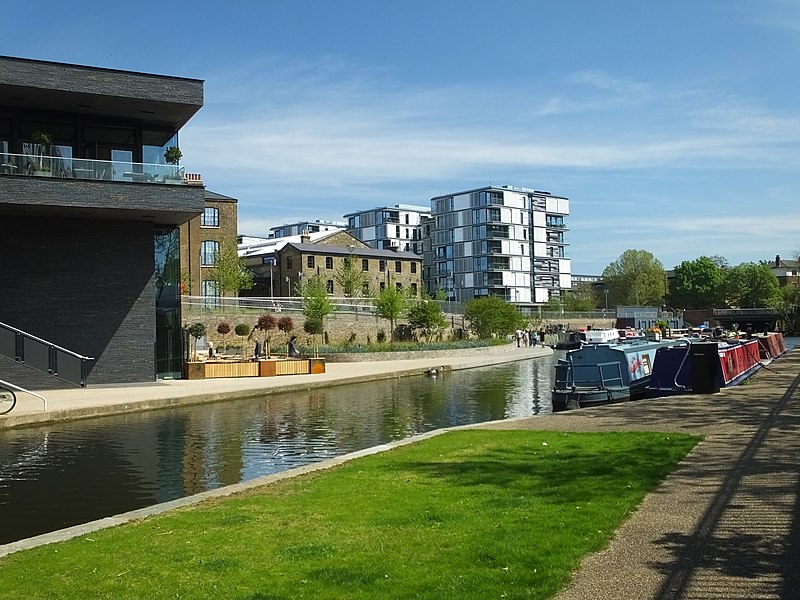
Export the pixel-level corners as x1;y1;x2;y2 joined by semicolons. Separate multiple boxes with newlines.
283;242;420;260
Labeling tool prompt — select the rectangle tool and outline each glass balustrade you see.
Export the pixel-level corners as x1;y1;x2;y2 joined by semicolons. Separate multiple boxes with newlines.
0;152;189;185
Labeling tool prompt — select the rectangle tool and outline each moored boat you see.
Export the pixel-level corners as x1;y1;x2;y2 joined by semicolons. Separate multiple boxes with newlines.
551;336;684;412
646;333;786;397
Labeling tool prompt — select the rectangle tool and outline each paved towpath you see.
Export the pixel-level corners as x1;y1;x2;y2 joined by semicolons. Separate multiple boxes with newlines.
477;349;800;600
1;343;551;429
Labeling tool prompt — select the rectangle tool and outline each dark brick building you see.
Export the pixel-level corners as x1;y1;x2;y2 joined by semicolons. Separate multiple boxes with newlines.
0;56;205;387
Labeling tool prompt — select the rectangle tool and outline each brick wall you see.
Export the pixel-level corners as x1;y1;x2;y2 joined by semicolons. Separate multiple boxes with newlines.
1;216;157;388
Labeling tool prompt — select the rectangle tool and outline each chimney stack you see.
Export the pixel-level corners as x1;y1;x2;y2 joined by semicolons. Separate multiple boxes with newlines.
300;230;310;244
776;254;781;267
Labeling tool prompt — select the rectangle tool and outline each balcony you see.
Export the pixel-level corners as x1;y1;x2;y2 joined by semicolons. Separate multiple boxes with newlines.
0;153;205;225
0;153;201;186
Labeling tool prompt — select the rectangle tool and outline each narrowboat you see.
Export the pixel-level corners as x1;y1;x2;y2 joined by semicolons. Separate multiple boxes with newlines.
646;333;786;397
551;335;683;412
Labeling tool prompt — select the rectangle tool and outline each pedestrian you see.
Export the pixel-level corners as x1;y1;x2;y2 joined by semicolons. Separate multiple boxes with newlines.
207;341;214;358
288;336;305;358
254;340;262;359
515;329;522;347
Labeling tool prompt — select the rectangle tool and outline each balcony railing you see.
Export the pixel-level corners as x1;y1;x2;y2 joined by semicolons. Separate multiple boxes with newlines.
0;153;200;185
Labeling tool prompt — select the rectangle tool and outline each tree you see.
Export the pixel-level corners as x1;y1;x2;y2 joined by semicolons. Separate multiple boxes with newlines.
774;284;800;334
668;256;726;309
602;249;666;306
463;295;527;339
723;263;780;308
277;315;294;345
217;321;231;354
374;277;408;342
334;251;370;297
234;323;250;356
186;322;207;360
255;314;278;357
562;284;598;311
300;274;335;344
207;241;254;301
406;295;448;341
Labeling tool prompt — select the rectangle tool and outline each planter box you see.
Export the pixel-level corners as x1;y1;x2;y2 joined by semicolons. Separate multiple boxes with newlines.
185;358;326;380
259;358;326;376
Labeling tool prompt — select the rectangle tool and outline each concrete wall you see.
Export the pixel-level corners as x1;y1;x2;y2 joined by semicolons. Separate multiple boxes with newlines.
1;216;156;388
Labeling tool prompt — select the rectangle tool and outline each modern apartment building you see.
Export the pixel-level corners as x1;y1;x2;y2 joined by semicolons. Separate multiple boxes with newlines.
426;185;571;305
269;219;345;239
179;189;238;300
0;55;205;386
344;204;431;253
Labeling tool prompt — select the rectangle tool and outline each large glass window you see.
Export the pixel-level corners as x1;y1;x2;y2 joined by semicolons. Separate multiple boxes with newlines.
143;131;176;165
155;227;182;379
201;240;219;266
201;207;219;227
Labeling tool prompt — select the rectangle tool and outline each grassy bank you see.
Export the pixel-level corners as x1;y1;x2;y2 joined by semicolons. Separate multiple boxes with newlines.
0;430;700;600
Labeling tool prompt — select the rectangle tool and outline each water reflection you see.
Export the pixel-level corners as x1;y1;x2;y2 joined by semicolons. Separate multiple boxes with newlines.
0;354;557;544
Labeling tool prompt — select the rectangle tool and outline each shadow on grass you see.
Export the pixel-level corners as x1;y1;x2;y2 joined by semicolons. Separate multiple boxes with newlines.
384;431;699;506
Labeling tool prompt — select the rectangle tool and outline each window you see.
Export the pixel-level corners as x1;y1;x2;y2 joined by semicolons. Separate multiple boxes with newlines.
287;256;293;270
200;241;219;266
201;207;219;227
395;225;400;237
396;282;402;291
362;282;370;295
411;262;417;274
325;256;333;269
395;261;402;273
380;282;386;292
379;260;386;272
362;258;369;271
411;283;417;296
201;280;219;309
201;279;219;297
307;255;315;268
326;280;334;294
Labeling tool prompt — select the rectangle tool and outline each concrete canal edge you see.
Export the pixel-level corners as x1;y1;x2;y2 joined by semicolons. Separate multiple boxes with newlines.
1;344;551;429
0;426;462;557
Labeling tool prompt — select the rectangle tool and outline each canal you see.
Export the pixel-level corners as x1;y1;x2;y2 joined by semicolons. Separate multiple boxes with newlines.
0;353;559;545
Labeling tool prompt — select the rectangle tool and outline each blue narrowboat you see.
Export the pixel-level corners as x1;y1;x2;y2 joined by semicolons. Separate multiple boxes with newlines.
551;337;682;411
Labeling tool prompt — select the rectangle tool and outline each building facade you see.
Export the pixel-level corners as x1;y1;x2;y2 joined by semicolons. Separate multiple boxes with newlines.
0;56;205;386
344;204;431;253
269;219;345;239
179;190;238;300
242;231;423;298
425;185;571;305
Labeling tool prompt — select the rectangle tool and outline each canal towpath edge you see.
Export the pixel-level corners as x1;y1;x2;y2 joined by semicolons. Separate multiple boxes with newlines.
1;343;552;429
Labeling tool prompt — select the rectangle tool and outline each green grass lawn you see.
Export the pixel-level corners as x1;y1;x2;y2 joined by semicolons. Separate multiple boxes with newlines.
0;430;700;600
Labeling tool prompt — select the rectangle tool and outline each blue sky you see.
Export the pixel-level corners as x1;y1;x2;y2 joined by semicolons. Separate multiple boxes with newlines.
4;1;800;274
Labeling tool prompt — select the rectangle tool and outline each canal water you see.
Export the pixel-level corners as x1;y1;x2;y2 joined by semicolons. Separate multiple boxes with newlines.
0;353;559;545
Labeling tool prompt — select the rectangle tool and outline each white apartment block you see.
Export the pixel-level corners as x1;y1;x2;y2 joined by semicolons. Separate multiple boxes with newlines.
426;185;571;305
269;219;345;239
344;204;431;253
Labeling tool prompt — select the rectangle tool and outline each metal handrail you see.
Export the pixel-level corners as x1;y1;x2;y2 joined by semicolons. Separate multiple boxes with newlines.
0;321;93;387
0;378;47;411
557;358;624;390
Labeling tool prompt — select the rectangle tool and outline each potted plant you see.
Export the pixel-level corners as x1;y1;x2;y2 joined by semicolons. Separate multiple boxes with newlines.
164;146;182;181
31;131;53;175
